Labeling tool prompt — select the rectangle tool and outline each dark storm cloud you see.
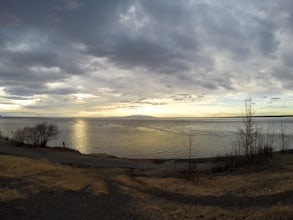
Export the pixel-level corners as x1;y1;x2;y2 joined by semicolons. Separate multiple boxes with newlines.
0;28;85;73
0;1;274;70
0;67;64;92
1;0;200;73
0;0;292;114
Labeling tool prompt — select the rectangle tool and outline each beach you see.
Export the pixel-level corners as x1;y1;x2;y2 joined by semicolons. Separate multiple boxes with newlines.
0;139;292;219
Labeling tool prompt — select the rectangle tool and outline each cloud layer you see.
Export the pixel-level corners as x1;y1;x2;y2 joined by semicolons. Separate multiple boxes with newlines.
0;0;292;116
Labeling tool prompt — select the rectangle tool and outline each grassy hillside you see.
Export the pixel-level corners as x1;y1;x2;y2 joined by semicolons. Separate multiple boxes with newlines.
0;153;292;219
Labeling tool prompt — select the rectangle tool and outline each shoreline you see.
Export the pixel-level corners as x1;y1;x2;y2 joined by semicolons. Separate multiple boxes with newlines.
1;138;293;177
0;139;192;176
3;138;293;163
63;142;293;162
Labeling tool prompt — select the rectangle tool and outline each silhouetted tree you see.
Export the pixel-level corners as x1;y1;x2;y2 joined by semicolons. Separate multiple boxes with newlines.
14;122;59;147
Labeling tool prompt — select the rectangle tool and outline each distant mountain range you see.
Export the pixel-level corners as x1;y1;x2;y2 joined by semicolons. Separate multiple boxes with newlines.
124;115;155;119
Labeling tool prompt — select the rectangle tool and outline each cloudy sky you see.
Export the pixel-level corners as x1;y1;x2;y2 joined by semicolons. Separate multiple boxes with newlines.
0;0;292;117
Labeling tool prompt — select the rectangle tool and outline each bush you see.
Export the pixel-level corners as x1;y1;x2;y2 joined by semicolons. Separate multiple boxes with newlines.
257;145;273;157
13;122;59;147
13;128;26;143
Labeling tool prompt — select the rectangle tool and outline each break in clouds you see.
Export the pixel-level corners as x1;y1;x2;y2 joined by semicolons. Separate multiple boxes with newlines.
0;0;292;116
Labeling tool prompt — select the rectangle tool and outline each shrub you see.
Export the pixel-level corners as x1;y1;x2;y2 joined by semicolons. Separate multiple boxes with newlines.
13;128;26;143
257;145;273;157
13;122;59;147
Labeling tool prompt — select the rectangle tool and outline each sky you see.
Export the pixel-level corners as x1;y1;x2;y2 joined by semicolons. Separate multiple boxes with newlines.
0;0;292;117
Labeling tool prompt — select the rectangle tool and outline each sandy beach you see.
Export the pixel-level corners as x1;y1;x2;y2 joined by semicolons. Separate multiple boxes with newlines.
0;140;292;219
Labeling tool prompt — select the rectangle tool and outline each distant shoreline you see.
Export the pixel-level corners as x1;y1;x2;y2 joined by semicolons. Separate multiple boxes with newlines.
0;115;292;119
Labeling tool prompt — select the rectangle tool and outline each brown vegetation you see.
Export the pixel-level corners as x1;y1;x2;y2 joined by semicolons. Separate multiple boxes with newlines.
0;152;292;219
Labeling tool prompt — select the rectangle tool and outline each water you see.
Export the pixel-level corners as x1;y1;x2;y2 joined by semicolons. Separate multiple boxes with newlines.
0;117;292;159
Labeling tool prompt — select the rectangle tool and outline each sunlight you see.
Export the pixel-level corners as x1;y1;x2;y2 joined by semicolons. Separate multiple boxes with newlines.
46;82;66;89
117;103;245;117
74;93;96;99
71;119;89;154
12;99;35;106
0;103;20;110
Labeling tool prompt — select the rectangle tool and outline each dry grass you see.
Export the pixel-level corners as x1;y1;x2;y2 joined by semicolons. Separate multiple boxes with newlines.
0;155;116;200
0;153;292;219
114;161;293;219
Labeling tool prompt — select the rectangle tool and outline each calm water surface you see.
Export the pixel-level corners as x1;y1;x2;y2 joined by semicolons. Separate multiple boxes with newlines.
0;117;292;159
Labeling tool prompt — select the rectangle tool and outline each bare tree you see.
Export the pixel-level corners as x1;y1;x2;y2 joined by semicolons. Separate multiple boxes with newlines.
236;98;259;162
182;131;196;179
235;98;276;166
13;128;26;143
186;132;193;162
13;122;59;147
280;123;289;153
34;122;59;147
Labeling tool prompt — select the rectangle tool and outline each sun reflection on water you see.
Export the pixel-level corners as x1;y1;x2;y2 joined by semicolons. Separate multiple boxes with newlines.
71;119;88;154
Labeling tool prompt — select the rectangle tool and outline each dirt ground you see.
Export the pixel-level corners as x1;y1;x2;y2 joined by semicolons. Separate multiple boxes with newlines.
0;153;292;220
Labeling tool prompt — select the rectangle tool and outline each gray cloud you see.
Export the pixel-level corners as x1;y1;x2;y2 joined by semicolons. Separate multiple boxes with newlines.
0;0;292;115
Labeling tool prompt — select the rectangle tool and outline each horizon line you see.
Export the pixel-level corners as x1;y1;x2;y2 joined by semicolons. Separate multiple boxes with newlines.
1;115;293;119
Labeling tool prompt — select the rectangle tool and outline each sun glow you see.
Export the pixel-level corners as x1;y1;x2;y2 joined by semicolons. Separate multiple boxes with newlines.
0;103;20;110
71;119;89;153
74;93;96;99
